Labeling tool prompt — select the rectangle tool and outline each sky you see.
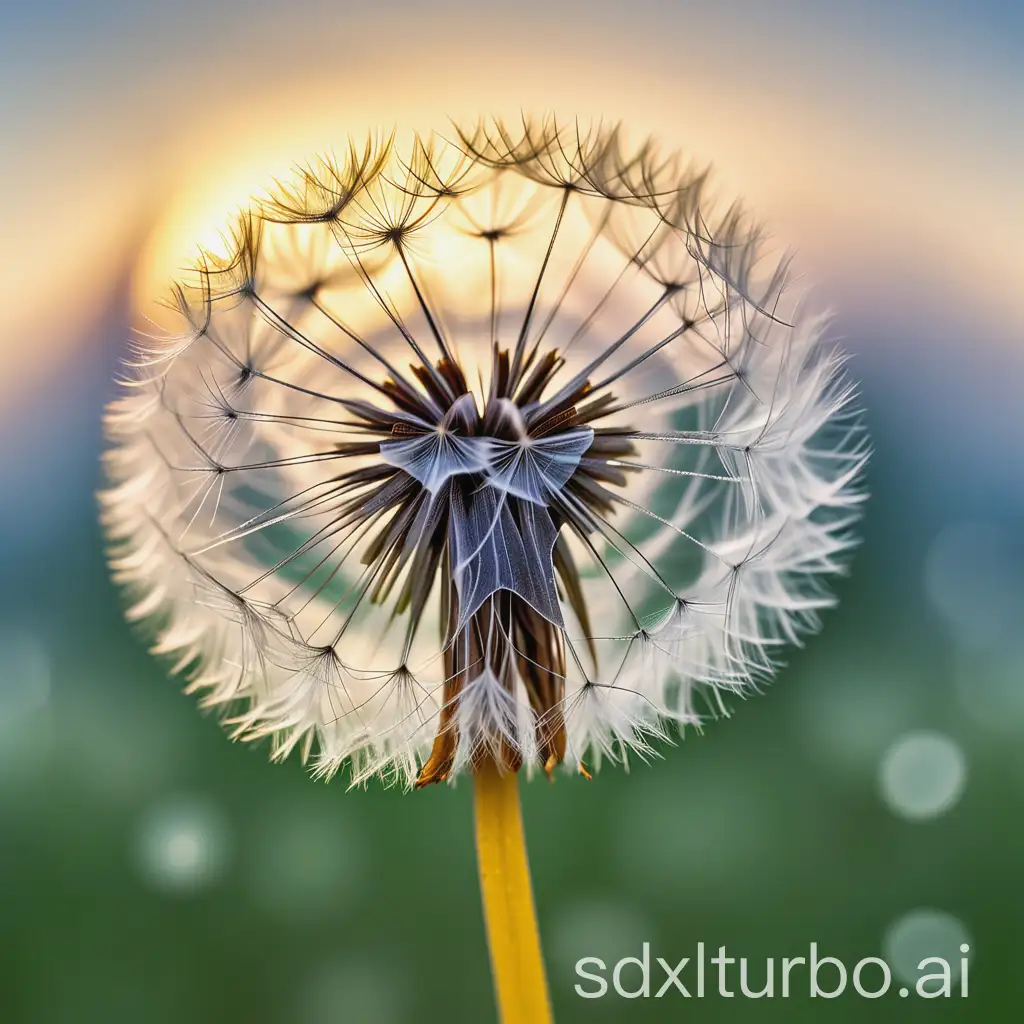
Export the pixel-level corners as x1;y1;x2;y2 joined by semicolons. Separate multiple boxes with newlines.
0;0;1020;411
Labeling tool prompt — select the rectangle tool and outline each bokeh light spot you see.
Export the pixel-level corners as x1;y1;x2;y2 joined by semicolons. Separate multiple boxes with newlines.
884;908;971;988
879;731;966;821
134;794;231;895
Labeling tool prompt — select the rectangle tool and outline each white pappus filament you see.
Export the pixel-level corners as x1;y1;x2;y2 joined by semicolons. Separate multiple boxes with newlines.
101;117;868;789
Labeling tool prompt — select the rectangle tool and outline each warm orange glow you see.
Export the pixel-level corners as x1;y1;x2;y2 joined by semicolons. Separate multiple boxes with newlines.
136;163;280;320
1;27;1020;413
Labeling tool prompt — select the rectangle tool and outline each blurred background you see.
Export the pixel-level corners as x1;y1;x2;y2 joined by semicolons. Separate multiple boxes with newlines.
1;1;1021;1020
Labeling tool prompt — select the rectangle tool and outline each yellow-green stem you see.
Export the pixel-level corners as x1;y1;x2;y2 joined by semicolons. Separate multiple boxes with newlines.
473;761;554;1024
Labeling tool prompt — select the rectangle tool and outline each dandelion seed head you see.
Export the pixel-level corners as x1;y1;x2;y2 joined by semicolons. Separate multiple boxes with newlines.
102;116;866;788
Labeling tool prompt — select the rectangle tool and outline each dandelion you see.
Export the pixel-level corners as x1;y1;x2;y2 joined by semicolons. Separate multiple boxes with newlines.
102;116;867;1022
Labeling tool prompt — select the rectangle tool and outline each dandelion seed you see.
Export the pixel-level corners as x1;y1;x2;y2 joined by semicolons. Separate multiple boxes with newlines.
101;116;867;1023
